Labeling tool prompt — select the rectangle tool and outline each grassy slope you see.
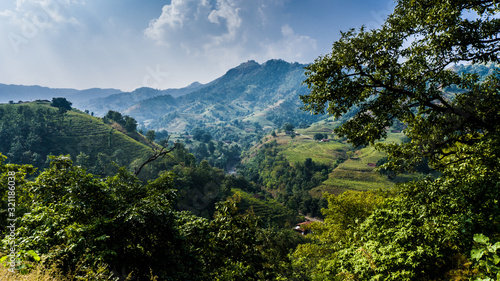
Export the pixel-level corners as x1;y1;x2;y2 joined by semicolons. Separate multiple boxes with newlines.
245;118;417;198
11;102;155;170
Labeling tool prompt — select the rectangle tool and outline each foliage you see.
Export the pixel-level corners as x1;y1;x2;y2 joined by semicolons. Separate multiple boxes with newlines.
265;101;327;129
0;143;305;279
0;153;37;237
198;196;305;280
123;115;137;133
291;141;500;279
283;123;295;132
295;0;500;279
301;0;500;174
103;110;138;133
50;98;72;111
2;156;192;279
0;259;120;281
0;104;62;167
234;189;301;228
172;159;230;217
291;190;386;280
145;130;156;142
242;141;330;217
313;133;326;141
191;127;212;143
0;103;154;177
471;234;500;280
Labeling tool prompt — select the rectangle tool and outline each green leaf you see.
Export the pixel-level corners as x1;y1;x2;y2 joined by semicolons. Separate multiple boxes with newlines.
26;250;40;262
492;242;500;252
492;254;500;265
474;233;490;244
0;255;9;267
471;248;485;261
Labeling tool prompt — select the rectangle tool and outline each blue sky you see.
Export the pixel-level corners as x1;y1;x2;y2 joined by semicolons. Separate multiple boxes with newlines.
0;0;395;91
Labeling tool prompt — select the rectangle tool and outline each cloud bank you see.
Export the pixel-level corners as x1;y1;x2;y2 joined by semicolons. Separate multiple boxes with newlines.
144;0;317;65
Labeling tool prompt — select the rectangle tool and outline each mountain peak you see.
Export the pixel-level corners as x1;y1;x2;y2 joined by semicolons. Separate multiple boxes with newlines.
187;81;203;88
236;60;260;69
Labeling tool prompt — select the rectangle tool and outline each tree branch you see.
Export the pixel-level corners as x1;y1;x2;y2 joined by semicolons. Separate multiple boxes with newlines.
134;137;178;176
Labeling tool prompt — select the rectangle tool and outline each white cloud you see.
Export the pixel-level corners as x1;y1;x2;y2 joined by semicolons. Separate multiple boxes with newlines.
145;0;189;40
145;0;318;65
264;24;317;61
1;0;82;30
0;0;84;54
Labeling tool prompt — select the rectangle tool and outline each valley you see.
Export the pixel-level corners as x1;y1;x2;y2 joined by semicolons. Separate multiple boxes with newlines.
0;58;497;280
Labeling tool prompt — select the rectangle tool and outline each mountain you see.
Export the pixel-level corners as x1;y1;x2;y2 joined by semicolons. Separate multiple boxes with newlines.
79;82;205;117
0;83;122;110
66;88;123;106
2;59;323;135
0;84;78;103
120;59;324;133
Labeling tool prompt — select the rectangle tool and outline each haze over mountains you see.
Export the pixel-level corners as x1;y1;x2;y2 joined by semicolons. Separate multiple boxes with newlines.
0;84;121;107
1;59;322;133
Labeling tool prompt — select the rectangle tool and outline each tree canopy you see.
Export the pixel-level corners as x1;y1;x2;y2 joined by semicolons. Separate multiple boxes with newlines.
50;98;72;111
295;0;500;279
301;0;500;172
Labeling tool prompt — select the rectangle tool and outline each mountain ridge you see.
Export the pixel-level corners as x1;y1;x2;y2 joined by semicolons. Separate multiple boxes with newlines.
122;59;318;133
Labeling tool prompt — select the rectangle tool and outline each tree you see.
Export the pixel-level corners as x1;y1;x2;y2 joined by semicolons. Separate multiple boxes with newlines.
123;116;137;133
313;133;324;141
192;128;208;142
145;130;156;142
11;155;194;280
50;97;72;111
283;123;294;132
301;0;500;172
207;141;216;154
296;0;500;279
202;132;212;143
104;110;127;126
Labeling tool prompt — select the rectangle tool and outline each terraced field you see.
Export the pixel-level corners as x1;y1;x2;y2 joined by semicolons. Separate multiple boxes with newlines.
279;140;347;166
3;102;157;173
232;188;302;227
253;127;420;197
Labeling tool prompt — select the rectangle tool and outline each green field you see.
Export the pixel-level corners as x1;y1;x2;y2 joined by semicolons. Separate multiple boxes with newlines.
279;140;347;166
253;127;418;197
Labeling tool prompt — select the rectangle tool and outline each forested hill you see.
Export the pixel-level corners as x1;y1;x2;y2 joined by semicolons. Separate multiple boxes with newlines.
0;100;155;176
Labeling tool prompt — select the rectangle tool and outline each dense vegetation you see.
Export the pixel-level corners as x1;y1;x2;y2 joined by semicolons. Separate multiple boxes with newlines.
242;140;329;218
296;0;500;279
2;0;500;279
0;155;304;280
0;101;155;177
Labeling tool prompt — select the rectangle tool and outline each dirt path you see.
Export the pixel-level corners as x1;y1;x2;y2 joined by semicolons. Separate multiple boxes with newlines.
303;215;324;222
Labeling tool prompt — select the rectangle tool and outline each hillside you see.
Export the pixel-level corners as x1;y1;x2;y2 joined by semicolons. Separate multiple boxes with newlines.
118;59;327;133
0;101;155;176
241;119;421;206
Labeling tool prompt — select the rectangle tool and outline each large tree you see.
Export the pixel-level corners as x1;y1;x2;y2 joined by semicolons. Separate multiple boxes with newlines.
296;0;500;279
50;97;72;111
301;0;500;172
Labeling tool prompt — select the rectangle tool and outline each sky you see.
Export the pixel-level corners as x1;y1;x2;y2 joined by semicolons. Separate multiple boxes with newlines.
0;0;396;91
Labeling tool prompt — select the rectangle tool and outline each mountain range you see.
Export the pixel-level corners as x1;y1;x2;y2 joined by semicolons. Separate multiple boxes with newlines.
1;59;324;133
